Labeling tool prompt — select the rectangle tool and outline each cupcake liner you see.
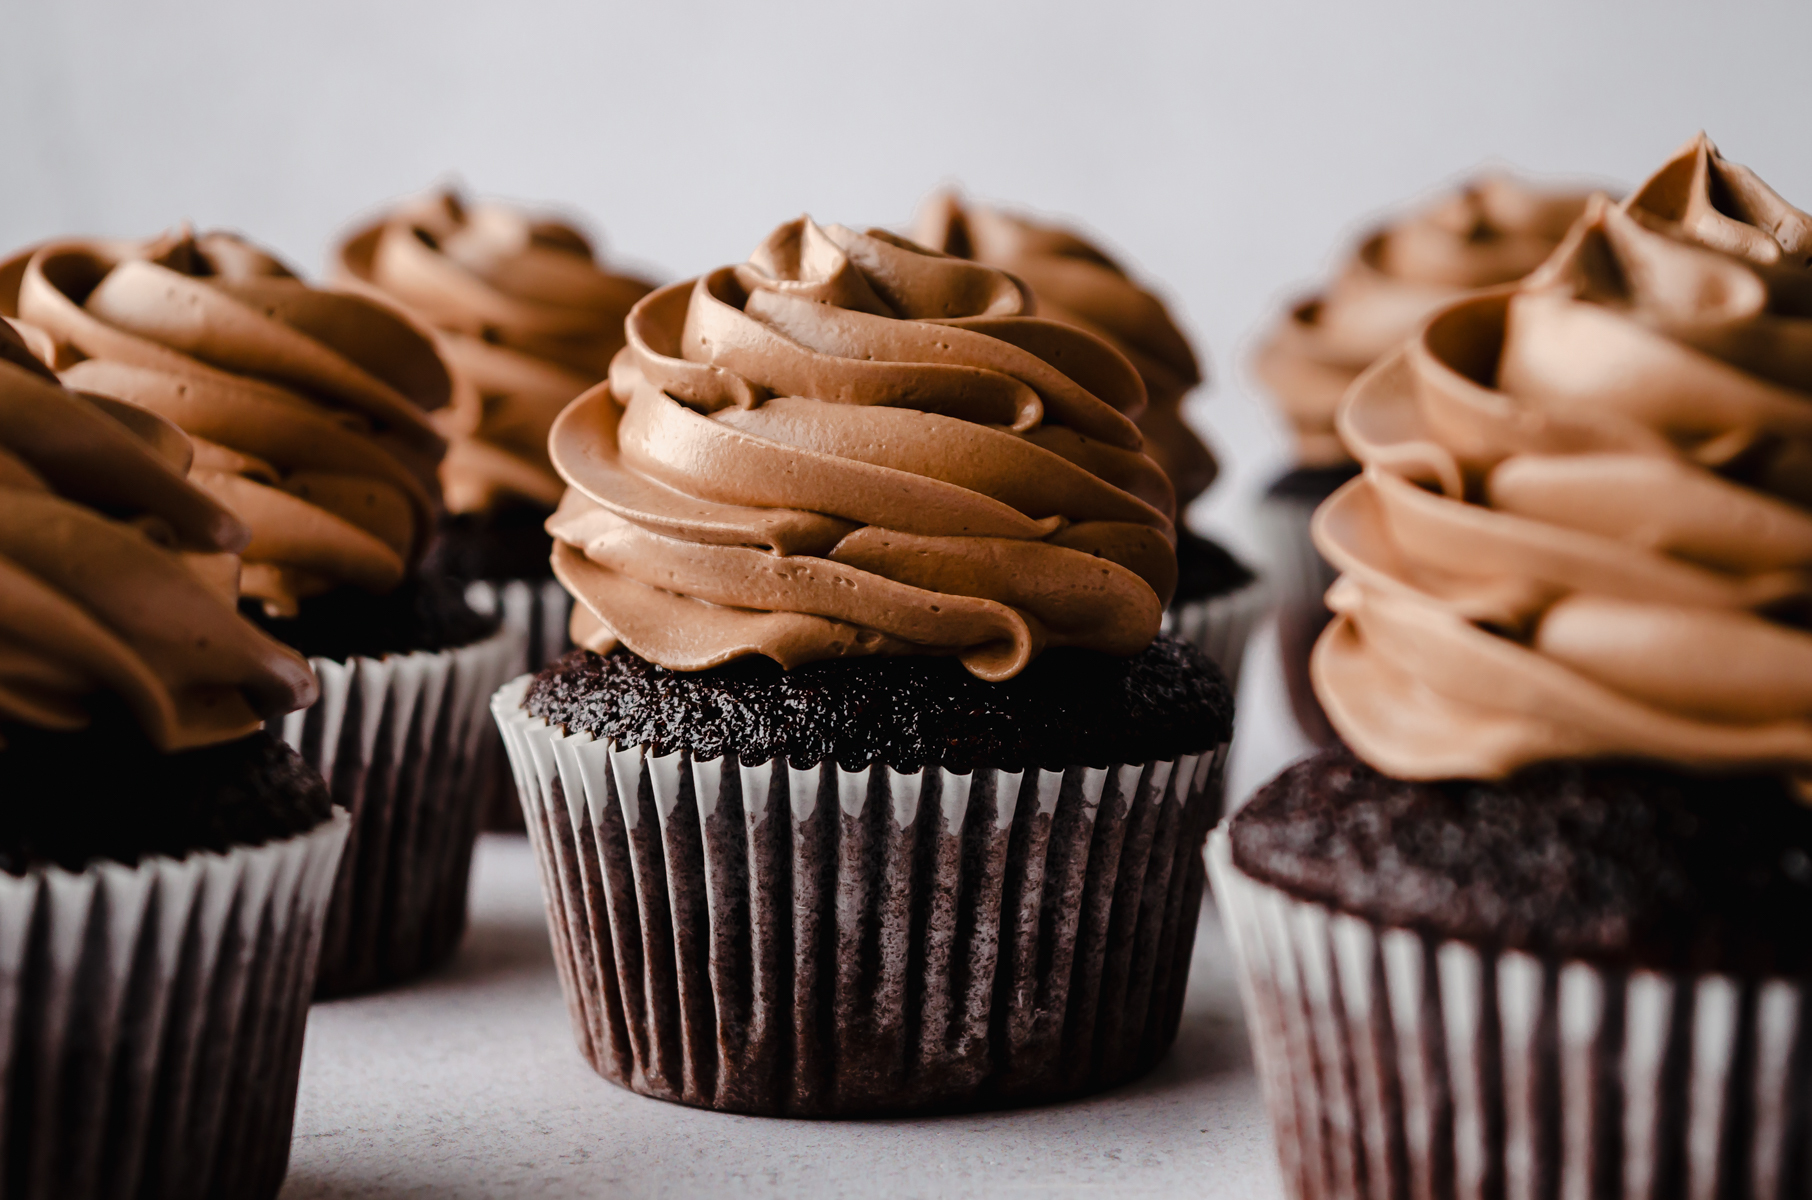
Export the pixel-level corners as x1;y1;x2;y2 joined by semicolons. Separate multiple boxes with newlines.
465;578;574;833
492;674;1229;1117
0;810;349;1200
271;624;522;996
1208;828;1812;1200
1163;574;1269;693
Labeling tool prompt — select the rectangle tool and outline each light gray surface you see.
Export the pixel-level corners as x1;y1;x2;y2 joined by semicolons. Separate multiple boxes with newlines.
281;824;1278;1200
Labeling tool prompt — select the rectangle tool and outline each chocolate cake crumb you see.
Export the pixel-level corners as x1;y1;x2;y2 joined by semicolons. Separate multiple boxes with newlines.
1173;528;1255;606
1231;745;1812;977
422;503;558;583
1263;461;1362;504
243;573;498;662
526;636;1232;773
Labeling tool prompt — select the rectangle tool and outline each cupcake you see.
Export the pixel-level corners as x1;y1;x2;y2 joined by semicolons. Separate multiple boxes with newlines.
3;230;521;995
1213;135;1812;1200
336;190;655;830
0;320;348;1198
913;193;1263;688
1252;174;1590;743
493;217;1234;1116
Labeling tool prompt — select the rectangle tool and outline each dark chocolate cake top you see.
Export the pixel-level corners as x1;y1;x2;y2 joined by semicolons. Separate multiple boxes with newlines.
1172;528;1255;607
525;636;1232;773
1232;746;1812;977
243;574;498;663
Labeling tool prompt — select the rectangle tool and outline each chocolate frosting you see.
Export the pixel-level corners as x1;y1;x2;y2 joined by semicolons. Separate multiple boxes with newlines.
1258;175;1592;468
3;231;451;617
549;217;1176;681
912;192;1216;507
1315;141;1812;779
0;320;316;749
335;190;654;515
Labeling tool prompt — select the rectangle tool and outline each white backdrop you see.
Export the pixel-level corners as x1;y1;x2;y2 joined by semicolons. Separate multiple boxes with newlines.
7;0;1810;792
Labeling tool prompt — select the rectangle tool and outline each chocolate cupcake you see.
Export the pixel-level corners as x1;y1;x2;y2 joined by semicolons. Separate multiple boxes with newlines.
0;322;348;1198
336;191;655;830
1213;136;1812;1200
492;217;1234;1116
1251;173;1591;744
913;193;1263;689
2;231;520;995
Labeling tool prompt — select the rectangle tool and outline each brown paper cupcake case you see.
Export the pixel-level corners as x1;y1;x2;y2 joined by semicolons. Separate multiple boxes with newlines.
465;578;573;833
271;624;522;996
492;675;1228;1117
1164;574;1269;693
1207;829;1812;1200
0;810;349;1200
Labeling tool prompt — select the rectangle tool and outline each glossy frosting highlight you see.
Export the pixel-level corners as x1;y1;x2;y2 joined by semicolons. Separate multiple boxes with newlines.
549;217;1177;681
4;230;451;617
336;190;654;515
1314;163;1812;779
912;192;1216;507
1258;175;1591;467
0;320;316;749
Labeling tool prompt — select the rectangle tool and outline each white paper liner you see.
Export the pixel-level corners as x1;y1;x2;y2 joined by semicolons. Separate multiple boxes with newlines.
466;578;574;832
492;674;1228;1117
0;810;349;1200
1208;828;1812;1200
1163;574;1269;693
271;624;522;996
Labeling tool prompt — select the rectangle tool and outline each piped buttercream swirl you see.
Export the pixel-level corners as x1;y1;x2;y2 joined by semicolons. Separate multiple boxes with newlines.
548;217;1177;681
1258;175;1591;467
912;192;1216;507
0;319;316;749
1314;149;1812;780
4;230;451;617
336;190;654;515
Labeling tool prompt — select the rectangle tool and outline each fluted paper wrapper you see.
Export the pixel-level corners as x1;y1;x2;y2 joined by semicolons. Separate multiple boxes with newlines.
272;625;522;996
1164;574;1268;693
493;675;1228;1117
1208;828;1812;1200
0;810;349;1200
466;578;573;832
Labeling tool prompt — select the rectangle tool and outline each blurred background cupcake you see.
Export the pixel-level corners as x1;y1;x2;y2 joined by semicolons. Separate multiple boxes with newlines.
0;320;347;1199
1213;136;1812;1199
1251;173;1590;744
0;230;520;995
493;216;1234;1116
914;192;1264;688
336;191;655;828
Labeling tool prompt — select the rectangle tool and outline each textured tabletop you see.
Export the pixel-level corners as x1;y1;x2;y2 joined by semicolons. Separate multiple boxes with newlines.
278;627;1307;1200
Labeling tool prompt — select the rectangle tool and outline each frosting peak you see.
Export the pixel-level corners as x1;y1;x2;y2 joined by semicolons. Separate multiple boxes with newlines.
549;217;1176;681
1314;171;1812;780
0;319;316;749
1258;174;1593;467
911;192;1217;507
4;230;451;617
335;189;654;515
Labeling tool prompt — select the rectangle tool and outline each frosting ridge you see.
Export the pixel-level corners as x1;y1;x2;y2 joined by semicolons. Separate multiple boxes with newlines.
1258;175;1592;467
1314;167;1812;780
5;230;451;616
549;217;1176;681
335;190;654;515
912;192;1217;508
0;320;317;749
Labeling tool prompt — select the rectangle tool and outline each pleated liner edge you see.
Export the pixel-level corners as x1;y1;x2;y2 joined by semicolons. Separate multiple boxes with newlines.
272;624;523;996
466;578;572;834
492;674;1228;1117
1164;573;1270;694
0;810;349;1200
1208;828;1812;1200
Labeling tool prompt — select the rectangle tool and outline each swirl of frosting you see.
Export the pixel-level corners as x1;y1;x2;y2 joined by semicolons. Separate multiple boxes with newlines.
335;190;654;515
1257;175;1591;467
3;230;452;617
912;192;1216;507
0;319;316;749
548;217;1177;682
1313;174;1812;780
